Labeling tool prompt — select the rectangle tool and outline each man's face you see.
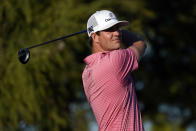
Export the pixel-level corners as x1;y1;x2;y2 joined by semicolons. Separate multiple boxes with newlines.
97;25;122;51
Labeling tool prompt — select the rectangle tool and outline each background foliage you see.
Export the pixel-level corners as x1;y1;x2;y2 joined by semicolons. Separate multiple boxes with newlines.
0;0;195;130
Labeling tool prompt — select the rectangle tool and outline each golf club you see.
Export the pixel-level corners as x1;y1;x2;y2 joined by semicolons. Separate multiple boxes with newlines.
18;30;87;64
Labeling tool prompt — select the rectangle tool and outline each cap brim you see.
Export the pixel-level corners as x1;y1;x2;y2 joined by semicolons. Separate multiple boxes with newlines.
97;20;129;32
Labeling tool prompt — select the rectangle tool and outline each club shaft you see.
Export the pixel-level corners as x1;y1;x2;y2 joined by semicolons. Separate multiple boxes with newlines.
27;30;87;49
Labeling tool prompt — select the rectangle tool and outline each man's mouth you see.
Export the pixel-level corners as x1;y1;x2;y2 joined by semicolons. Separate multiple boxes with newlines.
113;39;121;43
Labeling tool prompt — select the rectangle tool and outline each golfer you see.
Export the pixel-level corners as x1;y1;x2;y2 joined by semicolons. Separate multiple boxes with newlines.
82;10;146;131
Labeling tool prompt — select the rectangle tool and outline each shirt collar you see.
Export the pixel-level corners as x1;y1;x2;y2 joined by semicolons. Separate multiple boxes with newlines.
84;51;109;65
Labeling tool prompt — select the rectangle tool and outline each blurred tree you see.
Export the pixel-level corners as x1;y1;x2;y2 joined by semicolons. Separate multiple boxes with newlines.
0;0;90;130
139;0;196;129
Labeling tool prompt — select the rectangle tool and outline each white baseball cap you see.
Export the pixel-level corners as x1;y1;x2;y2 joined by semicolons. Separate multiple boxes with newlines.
87;10;129;37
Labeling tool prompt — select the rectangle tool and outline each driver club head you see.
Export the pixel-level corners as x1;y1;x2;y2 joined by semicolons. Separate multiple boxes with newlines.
18;48;30;64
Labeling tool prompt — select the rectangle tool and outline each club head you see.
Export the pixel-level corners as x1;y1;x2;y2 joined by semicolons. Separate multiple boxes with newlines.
18;48;30;64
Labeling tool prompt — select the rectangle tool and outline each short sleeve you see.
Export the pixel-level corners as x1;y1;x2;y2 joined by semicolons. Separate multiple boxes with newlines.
110;48;138;80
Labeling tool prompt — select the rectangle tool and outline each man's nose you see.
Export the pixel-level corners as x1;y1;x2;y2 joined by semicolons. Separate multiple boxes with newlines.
114;29;122;37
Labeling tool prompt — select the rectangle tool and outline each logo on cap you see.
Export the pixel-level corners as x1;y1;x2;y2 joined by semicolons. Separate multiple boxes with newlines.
109;13;113;17
105;13;116;22
88;26;94;34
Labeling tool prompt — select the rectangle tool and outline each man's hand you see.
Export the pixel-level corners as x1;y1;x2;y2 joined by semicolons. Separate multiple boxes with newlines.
121;30;147;61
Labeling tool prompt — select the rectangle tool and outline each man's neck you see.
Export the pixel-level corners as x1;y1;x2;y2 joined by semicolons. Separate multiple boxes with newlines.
92;43;105;54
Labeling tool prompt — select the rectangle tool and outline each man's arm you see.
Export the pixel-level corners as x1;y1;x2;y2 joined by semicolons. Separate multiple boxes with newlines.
122;30;147;61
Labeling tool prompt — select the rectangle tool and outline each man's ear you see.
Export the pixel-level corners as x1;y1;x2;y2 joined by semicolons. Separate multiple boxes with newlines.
91;33;99;43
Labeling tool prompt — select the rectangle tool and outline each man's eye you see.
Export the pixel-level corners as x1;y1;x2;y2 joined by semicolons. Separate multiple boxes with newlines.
106;28;116;32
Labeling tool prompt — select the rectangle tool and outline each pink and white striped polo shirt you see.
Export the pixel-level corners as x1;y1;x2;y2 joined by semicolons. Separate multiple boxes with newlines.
82;48;144;131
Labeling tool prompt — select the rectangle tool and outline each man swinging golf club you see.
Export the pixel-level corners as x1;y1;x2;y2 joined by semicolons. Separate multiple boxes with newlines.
82;10;146;131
